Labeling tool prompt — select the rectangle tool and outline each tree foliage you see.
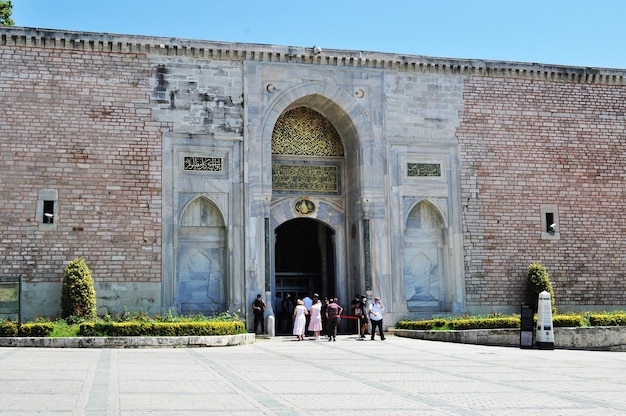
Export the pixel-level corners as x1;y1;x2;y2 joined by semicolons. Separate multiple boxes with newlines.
0;0;14;26
61;258;97;320
525;262;555;313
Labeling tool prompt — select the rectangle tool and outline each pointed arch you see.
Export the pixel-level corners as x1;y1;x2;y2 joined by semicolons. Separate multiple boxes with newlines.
180;196;225;227
177;196;226;314
260;85;373;196
403;200;446;312
404;198;448;233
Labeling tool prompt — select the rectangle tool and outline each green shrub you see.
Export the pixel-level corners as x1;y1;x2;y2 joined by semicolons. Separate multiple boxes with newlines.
589;314;626;326
78;322;96;336
553;315;583;327
61;258;96;320
397;313;588;331
0;320;18;337
18;323;54;337
447;317;519;330
396;319;446;330
552;315;584;328
525;262;555;313
78;321;246;337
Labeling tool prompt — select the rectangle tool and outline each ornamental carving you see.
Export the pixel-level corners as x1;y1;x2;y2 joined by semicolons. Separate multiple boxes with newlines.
271;107;344;156
294;198;316;215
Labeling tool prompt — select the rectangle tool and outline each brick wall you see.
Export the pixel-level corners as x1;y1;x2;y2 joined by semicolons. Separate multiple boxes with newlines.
459;76;626;309
3;27;626;318
0;46;165;289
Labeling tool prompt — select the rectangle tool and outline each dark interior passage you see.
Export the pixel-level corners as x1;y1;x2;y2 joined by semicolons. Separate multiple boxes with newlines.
274;218;336;334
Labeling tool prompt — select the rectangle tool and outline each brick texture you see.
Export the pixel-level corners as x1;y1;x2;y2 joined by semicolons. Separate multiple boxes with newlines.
0;45;165;285
458;76;626;309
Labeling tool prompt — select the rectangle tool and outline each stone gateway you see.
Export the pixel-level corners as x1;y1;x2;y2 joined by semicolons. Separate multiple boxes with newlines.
1;27;625;329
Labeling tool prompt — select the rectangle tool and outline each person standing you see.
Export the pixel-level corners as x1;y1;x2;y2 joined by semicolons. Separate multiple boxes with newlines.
292;299;308;341
308;296;323;340
281;294;294;333
368;296;385;341
252;293;266;335
275;293;284;330
356;295;369;339
302;295;313;336
350;294;362;335
320;297;329;336
325;297;343;341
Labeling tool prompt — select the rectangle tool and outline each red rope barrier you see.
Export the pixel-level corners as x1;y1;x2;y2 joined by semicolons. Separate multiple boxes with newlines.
337;315;361;320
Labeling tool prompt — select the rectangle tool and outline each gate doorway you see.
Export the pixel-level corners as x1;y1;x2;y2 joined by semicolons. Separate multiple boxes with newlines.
274;218;335;334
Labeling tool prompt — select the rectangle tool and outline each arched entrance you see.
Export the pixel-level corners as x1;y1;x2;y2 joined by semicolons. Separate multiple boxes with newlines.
274;218;335;334
270;104;347;334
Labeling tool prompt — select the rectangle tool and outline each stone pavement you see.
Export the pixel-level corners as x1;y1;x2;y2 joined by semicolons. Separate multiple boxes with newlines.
1;334;625;415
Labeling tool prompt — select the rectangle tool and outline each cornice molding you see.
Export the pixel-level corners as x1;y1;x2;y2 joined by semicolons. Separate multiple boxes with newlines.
2;26;626;85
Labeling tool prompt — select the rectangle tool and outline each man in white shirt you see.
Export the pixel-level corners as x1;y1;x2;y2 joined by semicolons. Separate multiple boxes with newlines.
368;296;385;341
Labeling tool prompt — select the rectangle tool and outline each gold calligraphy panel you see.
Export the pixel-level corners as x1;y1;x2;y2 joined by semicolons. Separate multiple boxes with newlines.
272;164;339;194
272;107;344;156
183;156;223;172
407;163;441;177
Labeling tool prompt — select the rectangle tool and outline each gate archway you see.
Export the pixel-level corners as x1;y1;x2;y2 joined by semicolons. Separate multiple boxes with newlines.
274;218;335;334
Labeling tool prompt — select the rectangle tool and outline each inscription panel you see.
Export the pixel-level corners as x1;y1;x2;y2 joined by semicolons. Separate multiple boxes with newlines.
272;163;340;194
183;156;223;172
407;162;441;177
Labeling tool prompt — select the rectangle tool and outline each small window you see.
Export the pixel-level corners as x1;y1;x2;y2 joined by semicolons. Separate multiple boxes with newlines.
43;200;55;224
38;189;58;230
545;212;554;234
540;204;559;239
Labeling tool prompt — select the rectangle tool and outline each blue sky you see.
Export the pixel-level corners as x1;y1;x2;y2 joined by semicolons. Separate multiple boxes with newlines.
11;0;626;69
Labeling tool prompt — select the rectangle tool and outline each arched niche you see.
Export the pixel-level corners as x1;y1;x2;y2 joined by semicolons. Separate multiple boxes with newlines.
176;197;226;314
403;200;446;312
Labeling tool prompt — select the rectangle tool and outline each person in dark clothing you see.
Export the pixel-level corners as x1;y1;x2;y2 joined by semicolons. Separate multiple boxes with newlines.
354;294;369;339
281;294;294;333
252;293;266;334
325;297;343;341
350;294;361;334
320;297;329;335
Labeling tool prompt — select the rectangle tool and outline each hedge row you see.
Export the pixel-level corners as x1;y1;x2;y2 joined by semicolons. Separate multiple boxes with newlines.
0;322;54;337
553;315;584;327
396;314;591;331
78;321;246;337
2;313;623;338
589;314;626;326
0;321;245;337
448;317;519;330
0;321;17;337
395;319;447;330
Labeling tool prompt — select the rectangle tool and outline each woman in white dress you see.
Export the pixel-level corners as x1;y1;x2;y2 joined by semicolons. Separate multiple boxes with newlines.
308;297;323;340
292;299;308;341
